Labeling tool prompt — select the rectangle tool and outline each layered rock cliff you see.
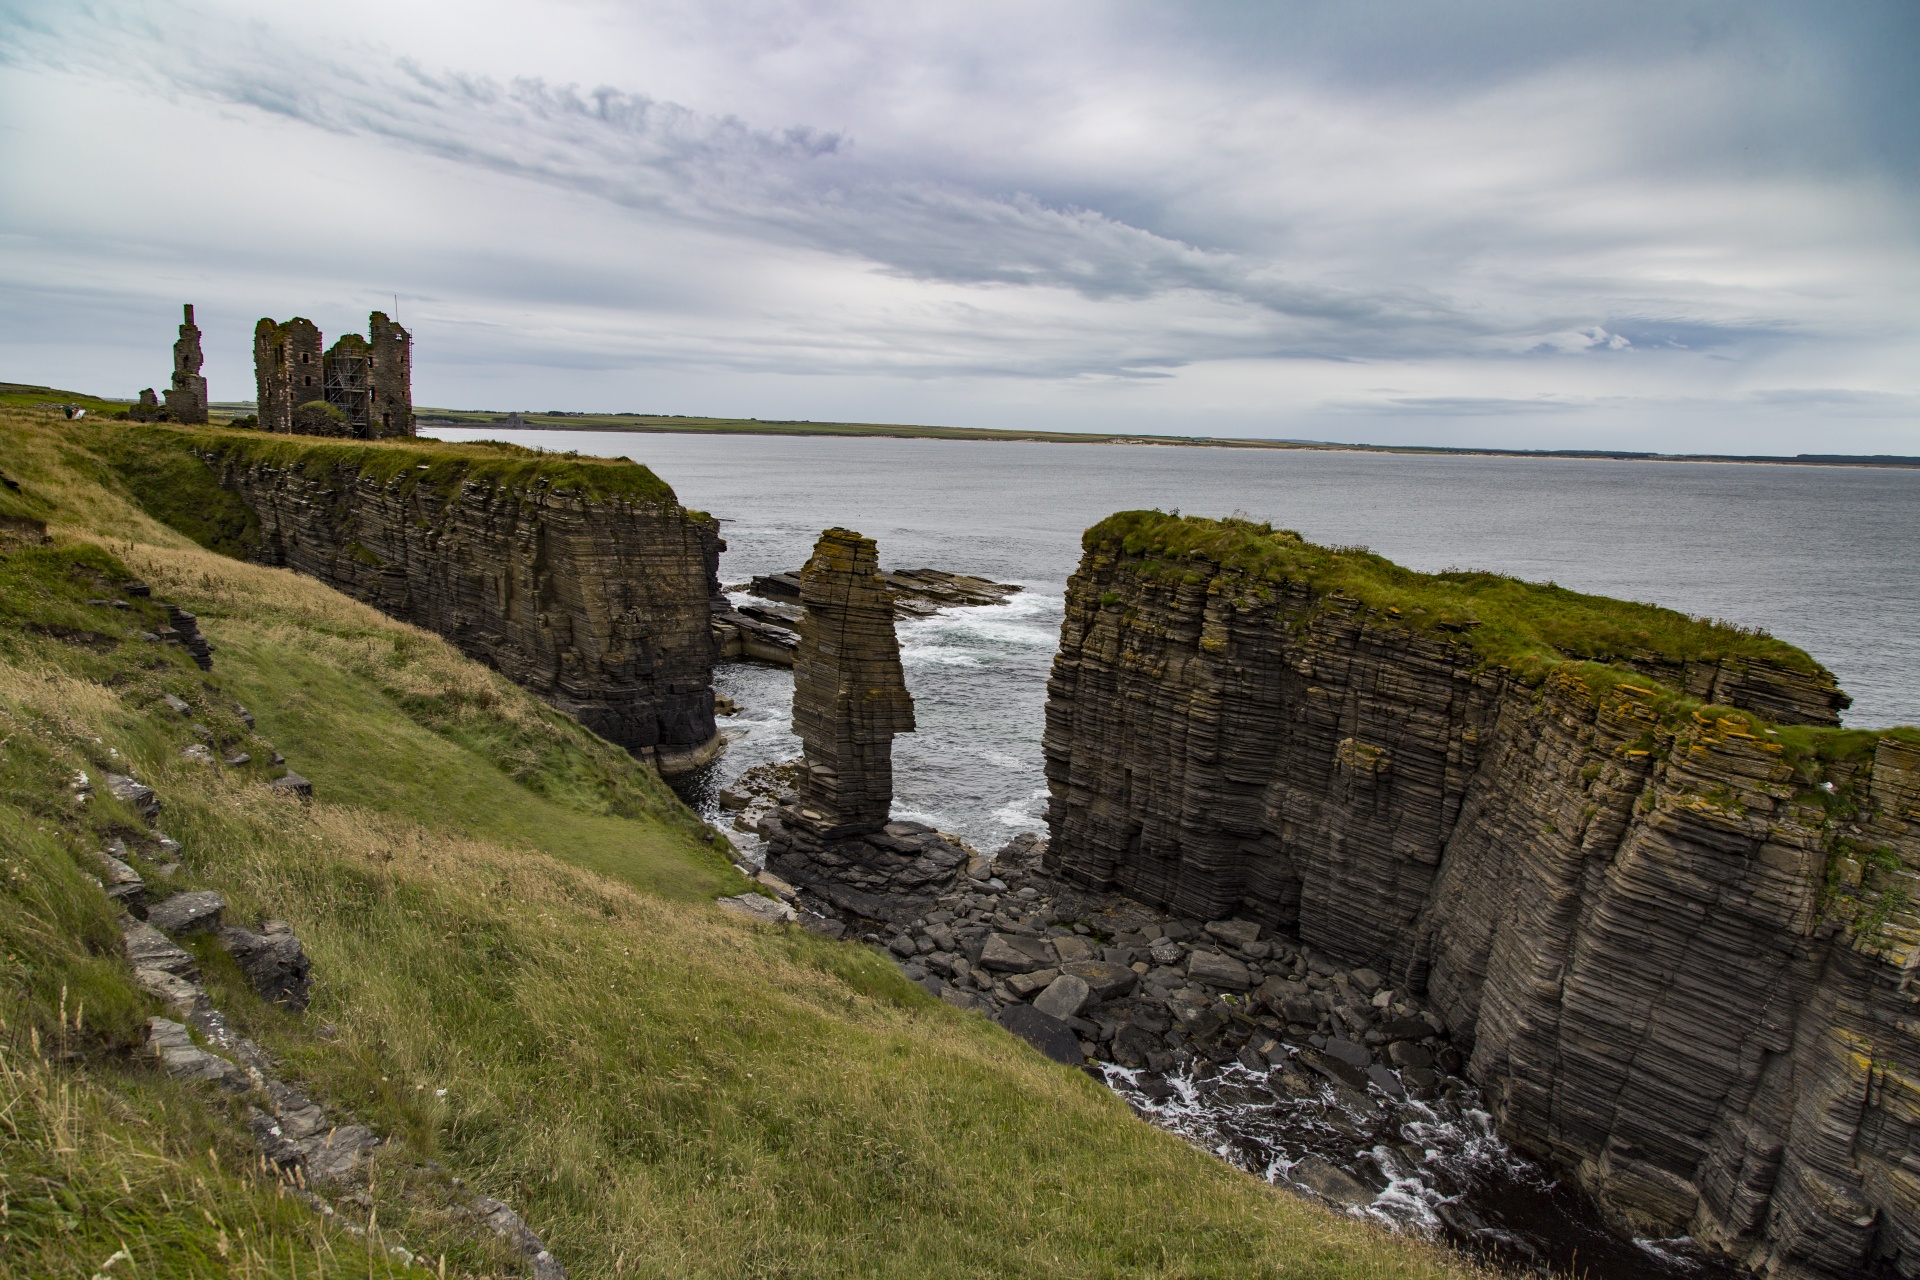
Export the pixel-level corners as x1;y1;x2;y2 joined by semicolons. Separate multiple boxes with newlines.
1043;511;1919;1279
145;431;723;771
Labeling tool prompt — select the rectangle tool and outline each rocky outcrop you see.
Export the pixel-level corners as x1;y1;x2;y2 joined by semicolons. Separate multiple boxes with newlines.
1041;511;1917;1279
761;530;973;915
200;441;722;772
789;528;916;835
750;565;1021;618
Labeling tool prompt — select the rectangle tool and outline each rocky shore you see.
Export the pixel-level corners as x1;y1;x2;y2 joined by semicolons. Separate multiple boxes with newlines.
712;564;1022;667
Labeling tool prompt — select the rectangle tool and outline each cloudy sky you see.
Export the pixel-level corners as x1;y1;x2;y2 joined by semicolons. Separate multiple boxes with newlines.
1;1;1914;451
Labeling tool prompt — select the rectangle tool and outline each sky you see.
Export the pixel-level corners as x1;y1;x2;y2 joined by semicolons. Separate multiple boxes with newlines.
1;1;1915;452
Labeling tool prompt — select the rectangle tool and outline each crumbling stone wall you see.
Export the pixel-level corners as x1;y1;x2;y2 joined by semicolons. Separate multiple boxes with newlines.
254;311;412;439
253;318;325;435
164;304;208;424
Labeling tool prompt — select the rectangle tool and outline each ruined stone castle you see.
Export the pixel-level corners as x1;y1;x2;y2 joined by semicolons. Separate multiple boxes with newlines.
132;304;209;423
254;312;413;438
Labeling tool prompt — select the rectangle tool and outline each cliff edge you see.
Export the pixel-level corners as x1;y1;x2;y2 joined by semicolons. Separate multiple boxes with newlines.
1043;510;1919;1279
98;425;724;772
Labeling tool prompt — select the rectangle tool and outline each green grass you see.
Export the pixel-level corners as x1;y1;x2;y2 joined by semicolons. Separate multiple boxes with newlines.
0;382;129;419
1087;509;1834;688
91;422;684;511
0;405;1489;1279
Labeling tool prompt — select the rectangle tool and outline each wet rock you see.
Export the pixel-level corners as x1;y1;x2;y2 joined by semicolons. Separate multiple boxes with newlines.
147;890;226;937
998;1002;1083;1065
1367;1063;1407;1100
1286;1156;1374;1210
1300;1048;1370;1093
1322;1037;1371;1070
1388;1041;1433;1070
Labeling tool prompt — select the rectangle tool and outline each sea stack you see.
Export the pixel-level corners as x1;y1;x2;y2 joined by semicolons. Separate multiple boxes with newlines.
791;528;916;833
762;529;968;918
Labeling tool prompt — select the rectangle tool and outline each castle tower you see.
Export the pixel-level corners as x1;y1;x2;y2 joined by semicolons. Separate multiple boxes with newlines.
367;311;414;438
163;304;209;424
254;311;412;438
254;317;324;433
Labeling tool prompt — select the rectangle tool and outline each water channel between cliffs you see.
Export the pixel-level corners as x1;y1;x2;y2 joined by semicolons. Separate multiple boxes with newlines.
427;427;1920;1277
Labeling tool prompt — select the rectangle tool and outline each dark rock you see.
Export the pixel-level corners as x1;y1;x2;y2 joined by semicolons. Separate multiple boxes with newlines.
1388;1041;1432;1070
474;1196;567;1280
1322;1037;1371;1070
1376;1018;1432;1042
978;932;1053;973
997;1003;1083;1065
1203;919;1261;949
1032;973;1092;1020
1300;1048;1369;1093
789;529;915;835
219;446;718;771
147;891;226;937
1185;950;1252;990
1061;960;1137;1003
1367;1063;1407;1099
1286;1156;1374;1209
218;921;312;1010
94;850;147;914
268;771;313;800
103;772;160;821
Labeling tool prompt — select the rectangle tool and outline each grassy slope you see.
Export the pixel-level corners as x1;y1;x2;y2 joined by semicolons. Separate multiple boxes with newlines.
0;405;1485;1280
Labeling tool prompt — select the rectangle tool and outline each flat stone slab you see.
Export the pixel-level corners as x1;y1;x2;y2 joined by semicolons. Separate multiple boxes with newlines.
716;893;798;926
123;919;198;976
997;1002;1082;1065
147;890;226;937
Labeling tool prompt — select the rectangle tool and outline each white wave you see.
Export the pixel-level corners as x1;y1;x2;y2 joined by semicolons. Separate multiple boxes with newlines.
981;751;1027;770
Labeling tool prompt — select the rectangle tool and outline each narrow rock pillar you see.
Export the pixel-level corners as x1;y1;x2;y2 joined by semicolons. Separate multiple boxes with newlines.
790;528;915;836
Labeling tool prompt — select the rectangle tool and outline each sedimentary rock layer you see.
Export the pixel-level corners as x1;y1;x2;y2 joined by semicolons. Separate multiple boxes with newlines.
790;528;916;834
1043;511;1917;1280
204;442;721;770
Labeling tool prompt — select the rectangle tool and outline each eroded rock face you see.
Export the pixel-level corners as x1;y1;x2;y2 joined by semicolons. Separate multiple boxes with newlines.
211;452;721;771
1042;528;1919;1279
760;531;971;914
790;528;915;835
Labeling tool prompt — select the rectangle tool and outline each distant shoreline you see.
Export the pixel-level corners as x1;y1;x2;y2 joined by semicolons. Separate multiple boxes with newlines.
415;408;1920;470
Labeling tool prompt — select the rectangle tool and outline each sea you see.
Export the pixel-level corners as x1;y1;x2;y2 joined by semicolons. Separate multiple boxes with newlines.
426;426;1920;1274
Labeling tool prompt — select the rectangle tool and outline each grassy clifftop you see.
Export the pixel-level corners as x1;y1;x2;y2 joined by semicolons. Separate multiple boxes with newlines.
1088;509;1832;687
76;423;687;560
0;408;1483;1279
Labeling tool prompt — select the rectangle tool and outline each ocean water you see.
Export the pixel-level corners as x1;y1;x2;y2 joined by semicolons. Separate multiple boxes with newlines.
426;428;1920;856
